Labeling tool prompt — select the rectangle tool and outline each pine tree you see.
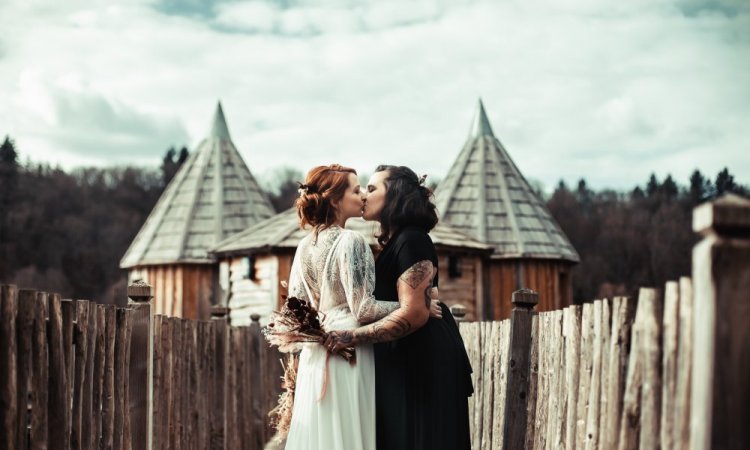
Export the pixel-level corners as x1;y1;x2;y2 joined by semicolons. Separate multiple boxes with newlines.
715;167;737;196
0;135;19;279
688;169;710;204
0;135;19;201
0;136;18;165
160;147;178;187
177;146;189;165
646;173;659;197
660;174;678;200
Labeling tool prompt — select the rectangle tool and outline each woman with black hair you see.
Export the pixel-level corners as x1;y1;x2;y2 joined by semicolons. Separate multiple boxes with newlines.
326;165;473;450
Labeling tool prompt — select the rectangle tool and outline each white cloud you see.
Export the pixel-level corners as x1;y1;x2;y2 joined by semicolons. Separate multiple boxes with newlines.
0;0;747;191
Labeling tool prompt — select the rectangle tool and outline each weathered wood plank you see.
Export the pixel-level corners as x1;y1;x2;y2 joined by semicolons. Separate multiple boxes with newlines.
564;305;582;450
81;299;97;450
545;309;564;450
61;299;75;446
47;293;68;448
490;321;505;449
576;302;594;449
533;313;549;450
1;285;18;449
226;327;239;450
618;288;660;450
480;320;494;450
152;315;163;450
162;317;174;450
171;318;183;450
249;321;264;450
660;281;680;450
127;301;152;450
197;321;210;450
92;305;106;450
101;305;117;450
585;300;604;450
597;299;612;450
524;315;540;450
28;291;49;450
639;287;663;450
180;321;189;449
601;297;634;450
114;307;134;450
210;317;227;450
187;321;199;450
470;322;483;449
673;277;692;450
71;299;90;450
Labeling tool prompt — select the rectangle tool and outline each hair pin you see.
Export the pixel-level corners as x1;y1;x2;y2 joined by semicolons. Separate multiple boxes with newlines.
297;182;309;196
418;174;428;186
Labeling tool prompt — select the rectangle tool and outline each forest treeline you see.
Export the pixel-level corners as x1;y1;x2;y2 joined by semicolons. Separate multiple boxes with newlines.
0;135;747;303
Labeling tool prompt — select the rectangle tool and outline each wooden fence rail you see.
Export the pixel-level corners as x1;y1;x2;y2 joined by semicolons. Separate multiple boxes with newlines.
1;194;748;449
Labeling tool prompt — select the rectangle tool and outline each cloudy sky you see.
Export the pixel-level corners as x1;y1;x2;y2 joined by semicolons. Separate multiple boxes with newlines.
1;0;748;191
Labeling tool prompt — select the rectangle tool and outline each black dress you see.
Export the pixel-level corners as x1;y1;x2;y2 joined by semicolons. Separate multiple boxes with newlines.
373;226;473;450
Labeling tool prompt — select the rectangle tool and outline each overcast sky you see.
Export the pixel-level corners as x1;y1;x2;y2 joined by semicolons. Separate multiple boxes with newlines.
1;0;748;191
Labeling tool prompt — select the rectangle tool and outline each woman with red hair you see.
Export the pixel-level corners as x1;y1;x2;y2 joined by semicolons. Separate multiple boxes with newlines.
282;164;441;450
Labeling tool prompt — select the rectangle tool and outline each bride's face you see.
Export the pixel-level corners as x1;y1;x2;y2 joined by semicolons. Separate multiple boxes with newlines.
334;173;365;222
362;171;387;221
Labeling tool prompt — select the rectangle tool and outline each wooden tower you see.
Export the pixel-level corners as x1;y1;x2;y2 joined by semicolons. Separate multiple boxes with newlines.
434;99;580;319
120;102;275;319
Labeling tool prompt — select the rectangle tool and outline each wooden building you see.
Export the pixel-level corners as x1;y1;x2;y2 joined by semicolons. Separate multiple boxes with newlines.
434;100;580;319
211;209;492;325
120;103;276;319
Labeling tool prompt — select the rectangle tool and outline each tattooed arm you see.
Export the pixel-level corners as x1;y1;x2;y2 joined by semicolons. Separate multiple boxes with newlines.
325;260;435;352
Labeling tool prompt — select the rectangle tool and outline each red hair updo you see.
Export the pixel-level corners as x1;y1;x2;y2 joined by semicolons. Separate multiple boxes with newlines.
296;164;357;231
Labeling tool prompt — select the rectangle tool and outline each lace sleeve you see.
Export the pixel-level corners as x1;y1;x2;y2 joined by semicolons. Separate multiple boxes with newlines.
287;242;311;302
337;231;400;324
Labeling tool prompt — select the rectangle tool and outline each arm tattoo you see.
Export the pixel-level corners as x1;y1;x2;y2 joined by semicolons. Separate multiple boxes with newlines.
348;260;434;344
354;315;412;344
399;260;433;289
356;300;400;324
331;330;355;346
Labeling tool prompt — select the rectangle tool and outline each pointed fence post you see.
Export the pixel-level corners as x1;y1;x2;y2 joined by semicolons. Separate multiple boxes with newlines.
502;288;538;449
127;280;153;450
691;194;750;450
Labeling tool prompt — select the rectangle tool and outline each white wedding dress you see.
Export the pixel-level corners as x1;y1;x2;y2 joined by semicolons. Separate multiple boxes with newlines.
284;226;397;450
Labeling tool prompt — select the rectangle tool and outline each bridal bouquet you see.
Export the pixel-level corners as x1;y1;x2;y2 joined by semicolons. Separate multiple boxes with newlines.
265;295;356;439
263;295;356;362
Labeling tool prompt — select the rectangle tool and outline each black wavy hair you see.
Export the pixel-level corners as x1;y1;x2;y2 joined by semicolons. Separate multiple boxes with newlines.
374;165;438;246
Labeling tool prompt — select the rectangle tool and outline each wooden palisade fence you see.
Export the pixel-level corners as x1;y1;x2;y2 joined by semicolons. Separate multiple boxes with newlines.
1;194;749;449
457;193;750;450
0;282;282;450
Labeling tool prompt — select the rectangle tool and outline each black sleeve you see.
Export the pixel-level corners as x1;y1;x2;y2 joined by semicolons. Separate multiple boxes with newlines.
394;228;439;288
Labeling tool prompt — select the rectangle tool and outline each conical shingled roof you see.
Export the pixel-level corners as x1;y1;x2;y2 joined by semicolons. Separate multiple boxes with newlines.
434;100;579;262
120;102;276;268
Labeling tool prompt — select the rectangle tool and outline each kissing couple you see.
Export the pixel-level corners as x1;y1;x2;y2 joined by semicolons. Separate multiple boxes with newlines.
274;164;473;450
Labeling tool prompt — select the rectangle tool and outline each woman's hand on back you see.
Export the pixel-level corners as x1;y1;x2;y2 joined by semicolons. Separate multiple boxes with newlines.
429;287;442;319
